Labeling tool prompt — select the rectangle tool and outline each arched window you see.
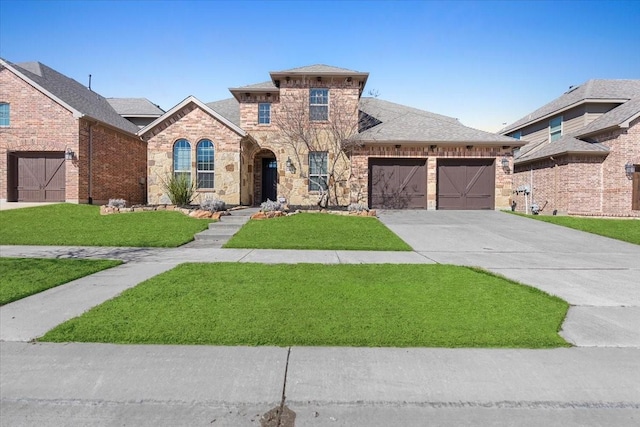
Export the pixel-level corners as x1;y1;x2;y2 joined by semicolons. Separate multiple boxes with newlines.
196;139;214;188
173;139;191;181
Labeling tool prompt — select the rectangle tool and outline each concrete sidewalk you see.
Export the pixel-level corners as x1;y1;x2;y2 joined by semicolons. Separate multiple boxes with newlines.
2;342;639;426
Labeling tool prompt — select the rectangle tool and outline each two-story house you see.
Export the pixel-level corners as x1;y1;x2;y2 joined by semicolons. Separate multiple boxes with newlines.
501;80;640;217
0;58;148;205
143;65;523;210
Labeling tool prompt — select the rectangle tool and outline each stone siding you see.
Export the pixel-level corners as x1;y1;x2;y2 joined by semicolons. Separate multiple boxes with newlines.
144;104;243;205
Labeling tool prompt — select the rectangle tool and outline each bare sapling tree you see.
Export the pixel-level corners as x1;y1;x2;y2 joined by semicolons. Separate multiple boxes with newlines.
273;85;364;208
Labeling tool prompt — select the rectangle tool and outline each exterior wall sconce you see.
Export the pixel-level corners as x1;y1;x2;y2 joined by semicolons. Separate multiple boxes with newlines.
286;157;296;174
625;162;635;179
65;148;75;160
501;156;510;172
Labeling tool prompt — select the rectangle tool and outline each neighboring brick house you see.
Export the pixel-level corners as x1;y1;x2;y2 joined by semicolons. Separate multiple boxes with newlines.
0;58;148;205
143;65;523;209
501;80;640;217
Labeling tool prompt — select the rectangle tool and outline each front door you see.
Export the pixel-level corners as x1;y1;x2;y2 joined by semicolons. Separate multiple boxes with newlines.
261;158;278;202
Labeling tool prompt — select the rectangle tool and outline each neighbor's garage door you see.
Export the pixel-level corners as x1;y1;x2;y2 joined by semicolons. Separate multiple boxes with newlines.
13;152;66;202
437;159;495;210
369;158;427;209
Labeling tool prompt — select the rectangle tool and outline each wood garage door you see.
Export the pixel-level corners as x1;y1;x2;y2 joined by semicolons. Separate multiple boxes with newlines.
437;159;495;210
369;158;427;209
11;152;66;202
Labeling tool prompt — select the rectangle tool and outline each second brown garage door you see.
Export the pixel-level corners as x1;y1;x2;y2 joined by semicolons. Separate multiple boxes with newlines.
369;158;427;209
437;159;495;210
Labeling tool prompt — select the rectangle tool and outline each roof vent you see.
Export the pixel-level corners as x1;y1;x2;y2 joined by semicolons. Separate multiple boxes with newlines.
565;84;580;94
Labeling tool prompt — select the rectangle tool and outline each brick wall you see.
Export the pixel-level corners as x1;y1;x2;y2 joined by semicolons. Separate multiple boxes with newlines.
512;118;640;217
78;119;147;205
0;68;79;202
144;104;243;205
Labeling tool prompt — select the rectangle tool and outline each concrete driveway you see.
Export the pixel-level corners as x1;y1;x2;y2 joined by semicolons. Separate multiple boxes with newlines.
378;210;640;347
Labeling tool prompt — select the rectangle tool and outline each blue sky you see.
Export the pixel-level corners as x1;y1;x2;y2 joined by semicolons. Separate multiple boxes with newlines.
1;0;638;131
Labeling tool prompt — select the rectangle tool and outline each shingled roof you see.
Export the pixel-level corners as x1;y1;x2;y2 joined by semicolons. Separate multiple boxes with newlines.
502;79;640;134
355;98;522;145
515;135;609;165
272;64;365;75
2;59;139;134
106;98;164;117
206;98;240;127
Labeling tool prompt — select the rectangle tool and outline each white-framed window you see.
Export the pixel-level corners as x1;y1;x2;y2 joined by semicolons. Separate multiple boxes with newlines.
308;151;328;191
0;103;9;127
549;117;562;141
258;103;271;124
309;88;329;121
173;139;191;181
196;139;214;188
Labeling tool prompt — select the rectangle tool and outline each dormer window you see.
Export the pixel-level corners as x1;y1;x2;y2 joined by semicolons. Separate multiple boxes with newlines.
549;116;562;141
310;89;329;121
258;103;271;124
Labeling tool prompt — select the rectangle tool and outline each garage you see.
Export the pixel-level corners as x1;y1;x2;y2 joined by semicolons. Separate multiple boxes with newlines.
437;158;495;210
7;152;66;202
369;158;427;209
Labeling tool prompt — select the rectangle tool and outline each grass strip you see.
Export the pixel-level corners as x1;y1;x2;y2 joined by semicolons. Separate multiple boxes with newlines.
0;203;213;247
0;257;122;305
510;212;640;245
41;263;569;348
224;213;412;251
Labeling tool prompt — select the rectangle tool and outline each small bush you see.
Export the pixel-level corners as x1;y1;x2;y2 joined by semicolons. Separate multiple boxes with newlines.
260;199;284;213
200;198;226;213
161;174;196;206
107;199;127;208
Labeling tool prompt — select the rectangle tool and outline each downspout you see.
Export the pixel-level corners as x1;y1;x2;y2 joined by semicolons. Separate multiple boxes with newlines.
88;122;93;204
529;166;533;214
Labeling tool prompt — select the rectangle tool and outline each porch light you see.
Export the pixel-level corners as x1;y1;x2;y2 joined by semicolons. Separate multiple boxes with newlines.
286;157;296;174
625;162;635;179
65;148;75;160
501;156;510;171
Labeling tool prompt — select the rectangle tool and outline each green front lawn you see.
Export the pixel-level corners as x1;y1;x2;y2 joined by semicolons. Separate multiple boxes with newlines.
0;257;122;305
224;213;412;251
41;263;569;348
514;213;640;245
0;204;213;247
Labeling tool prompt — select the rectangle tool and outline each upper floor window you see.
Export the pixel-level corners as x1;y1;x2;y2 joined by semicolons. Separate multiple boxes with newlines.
173;139;191;181
309;151;328;191
309;89;329;121
258;103;271;124
511;131;521;140
196;139;214;189
0;103;9;127
549;117;562;141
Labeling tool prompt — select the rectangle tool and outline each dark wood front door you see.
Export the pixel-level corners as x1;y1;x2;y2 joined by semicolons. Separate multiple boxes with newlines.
437;159;495;210
369;158;427;209
11;152;66;202
261;158;278;202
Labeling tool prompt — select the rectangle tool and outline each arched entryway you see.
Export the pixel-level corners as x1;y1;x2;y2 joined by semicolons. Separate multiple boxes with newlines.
253;149;278;204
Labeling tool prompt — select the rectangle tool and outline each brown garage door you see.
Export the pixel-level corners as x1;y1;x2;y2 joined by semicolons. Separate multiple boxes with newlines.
437;159;495;210
9;152;66;202
369;158;427;209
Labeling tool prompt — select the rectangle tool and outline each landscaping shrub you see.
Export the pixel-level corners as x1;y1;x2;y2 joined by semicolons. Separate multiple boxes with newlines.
162;173;196;206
